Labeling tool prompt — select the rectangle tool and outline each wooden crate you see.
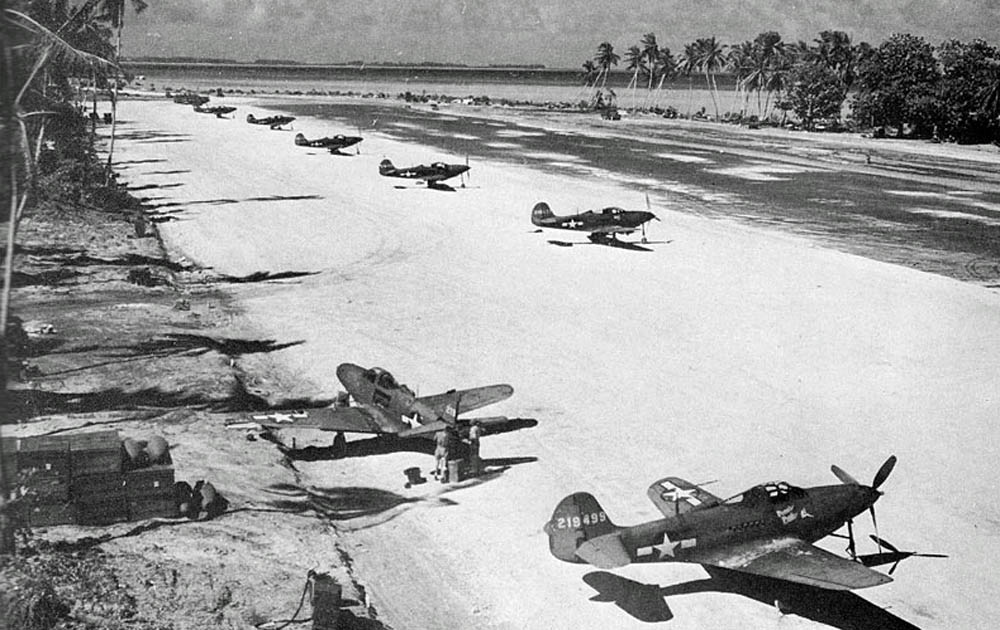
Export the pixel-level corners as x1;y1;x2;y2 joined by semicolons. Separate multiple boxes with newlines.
128;494;177;520
76;496;129;526
70;471;125;502
26;502;76;528
70;431;124;476
17;436;71;480
123;465;175;499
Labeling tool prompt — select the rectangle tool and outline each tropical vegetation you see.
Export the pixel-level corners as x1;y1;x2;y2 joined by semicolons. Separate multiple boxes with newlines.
579;30;1000;142
2;0;147;553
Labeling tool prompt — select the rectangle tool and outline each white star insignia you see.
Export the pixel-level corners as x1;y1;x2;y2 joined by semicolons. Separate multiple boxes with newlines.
655;533;679;558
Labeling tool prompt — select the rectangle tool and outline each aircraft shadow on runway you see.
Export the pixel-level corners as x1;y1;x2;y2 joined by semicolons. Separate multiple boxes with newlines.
582;569;923;629
546;239;671;252
276;431;539;466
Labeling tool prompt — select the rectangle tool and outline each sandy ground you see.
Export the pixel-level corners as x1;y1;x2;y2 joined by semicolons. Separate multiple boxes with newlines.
110;95;1000;630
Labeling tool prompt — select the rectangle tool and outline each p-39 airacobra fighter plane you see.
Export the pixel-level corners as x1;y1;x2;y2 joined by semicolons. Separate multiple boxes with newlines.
227;363;521;457
531;199;659;247
294;133;363;154
193;104;237;118
246;113;296;129
546;456;941;597
379;159;470;190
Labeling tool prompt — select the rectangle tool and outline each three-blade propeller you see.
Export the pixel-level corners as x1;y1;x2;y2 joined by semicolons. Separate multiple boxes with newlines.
831;455;897;559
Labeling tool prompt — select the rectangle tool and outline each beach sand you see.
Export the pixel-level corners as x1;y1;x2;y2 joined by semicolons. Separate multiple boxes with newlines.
110;95;1000;629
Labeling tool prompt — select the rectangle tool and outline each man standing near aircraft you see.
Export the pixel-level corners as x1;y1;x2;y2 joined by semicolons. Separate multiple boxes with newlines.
434;428;452;482
467;420;482;476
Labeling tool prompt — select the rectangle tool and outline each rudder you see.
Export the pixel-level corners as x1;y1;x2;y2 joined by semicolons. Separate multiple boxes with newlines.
544;492;618;563
379;159;395;175
294;133;307;145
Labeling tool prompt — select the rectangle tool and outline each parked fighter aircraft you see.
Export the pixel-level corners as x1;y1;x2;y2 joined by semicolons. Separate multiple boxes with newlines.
379;159;470;190
227;363;519;457
545;456;937;595
246;113;296;129
532;199;659;245
294;133;363;154
193;104;236;118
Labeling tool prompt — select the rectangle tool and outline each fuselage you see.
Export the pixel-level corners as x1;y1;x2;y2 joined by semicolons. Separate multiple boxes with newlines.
532;206;656;234
620;482;879;563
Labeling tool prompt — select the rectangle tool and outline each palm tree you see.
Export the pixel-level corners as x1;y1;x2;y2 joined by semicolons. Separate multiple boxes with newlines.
623;45;644;110
581;59;599;86
594;41;620;90
728;40;754;117
695;36;727;120
99;0;149;182
2;6;119;554
679;42;700;116
651;46;677;110
814;30;853;86
640;33;659;94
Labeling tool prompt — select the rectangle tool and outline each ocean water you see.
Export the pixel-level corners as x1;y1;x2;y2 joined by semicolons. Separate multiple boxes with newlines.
128;62;732;114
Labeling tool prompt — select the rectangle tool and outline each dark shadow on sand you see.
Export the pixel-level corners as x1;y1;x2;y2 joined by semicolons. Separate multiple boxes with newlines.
215;270;320;283
265;482;440;520
3;376;330;423
128;182;185;191
582;568;923;629
275;420;538;463
547;239;669;252
37;334;305;378
147;194;323;209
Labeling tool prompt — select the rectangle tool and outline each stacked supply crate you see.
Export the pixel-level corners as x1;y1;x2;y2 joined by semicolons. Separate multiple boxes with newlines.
15;435;73;527
3;431;177;526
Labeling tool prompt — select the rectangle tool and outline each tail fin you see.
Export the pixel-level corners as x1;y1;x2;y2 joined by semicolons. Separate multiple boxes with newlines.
531;202;555;226
545;492;622;565
379;159;395;175
246;114;256;123
294;133;307;145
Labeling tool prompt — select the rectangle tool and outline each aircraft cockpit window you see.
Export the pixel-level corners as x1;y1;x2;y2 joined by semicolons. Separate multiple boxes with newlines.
432;162;446;170
723;486;768;506
363;369;378;383
763;482;806;503
376;372;398;390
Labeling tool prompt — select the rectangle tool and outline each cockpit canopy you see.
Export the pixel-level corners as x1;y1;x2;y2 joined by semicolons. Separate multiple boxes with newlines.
364;367;399;390
724;481;807;507
599;207;626;215
431;162;448;170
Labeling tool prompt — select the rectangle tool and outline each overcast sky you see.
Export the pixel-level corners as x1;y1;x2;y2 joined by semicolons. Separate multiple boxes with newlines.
125;0;1000;67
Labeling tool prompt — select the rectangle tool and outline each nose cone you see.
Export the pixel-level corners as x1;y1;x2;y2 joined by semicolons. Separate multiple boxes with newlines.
642;211;659;223
336;363;365;390
456;164;470;175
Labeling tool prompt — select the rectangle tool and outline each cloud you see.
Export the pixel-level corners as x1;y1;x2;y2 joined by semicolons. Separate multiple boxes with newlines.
125;0;1000;66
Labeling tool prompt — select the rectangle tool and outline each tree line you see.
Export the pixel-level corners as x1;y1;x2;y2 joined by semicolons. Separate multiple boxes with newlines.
3;0;150;552
581;31;1000;142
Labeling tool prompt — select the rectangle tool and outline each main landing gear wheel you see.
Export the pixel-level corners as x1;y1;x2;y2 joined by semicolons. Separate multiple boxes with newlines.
332;432;347;459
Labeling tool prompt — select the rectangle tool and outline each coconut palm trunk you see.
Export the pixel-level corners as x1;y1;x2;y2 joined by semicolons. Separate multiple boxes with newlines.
104;11;122;182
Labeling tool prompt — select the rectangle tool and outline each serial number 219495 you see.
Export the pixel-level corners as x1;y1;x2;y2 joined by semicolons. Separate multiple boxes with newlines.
554;512;607;529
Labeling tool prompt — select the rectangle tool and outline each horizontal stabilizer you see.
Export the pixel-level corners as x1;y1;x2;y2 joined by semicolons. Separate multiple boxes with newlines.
577;533;631;569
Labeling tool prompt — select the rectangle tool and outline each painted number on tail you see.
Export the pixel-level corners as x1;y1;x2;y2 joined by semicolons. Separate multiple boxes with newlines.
554;511;607;529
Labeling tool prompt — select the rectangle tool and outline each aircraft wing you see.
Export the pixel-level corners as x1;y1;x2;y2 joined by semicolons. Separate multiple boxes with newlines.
687;536;893;591
417;384;514;416
647;477;722;517
233;405;408;434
